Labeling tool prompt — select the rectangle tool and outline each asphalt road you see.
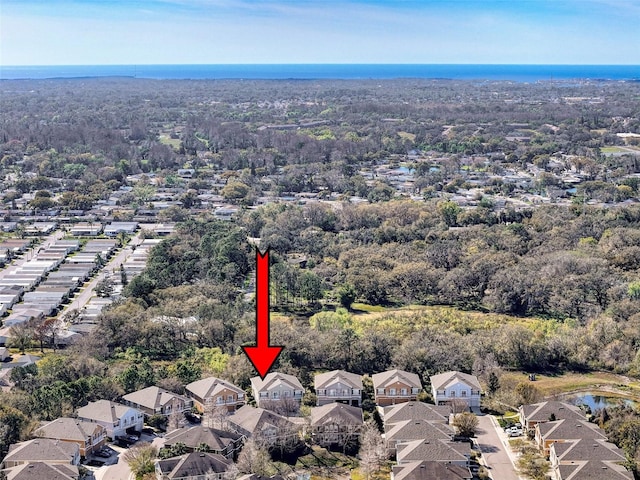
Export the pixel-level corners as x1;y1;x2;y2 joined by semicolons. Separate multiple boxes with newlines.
58;233;143;322
476;414;522;480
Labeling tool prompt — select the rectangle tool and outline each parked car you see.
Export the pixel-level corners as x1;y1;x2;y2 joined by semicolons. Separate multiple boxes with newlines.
507;427;523;437
94;448;112;458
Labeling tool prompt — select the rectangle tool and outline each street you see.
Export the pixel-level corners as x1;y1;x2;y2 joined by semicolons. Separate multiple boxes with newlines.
476;414;522;480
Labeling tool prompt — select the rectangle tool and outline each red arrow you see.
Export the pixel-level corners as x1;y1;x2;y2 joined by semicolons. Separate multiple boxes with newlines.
242;248;283;379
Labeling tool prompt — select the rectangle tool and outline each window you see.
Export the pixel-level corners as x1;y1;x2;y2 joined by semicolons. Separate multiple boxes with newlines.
318;389;326;395
389;388;396;395
401;388;408;395
228;395;233;402
352;389;360;395
449;391;456;397
377;388;385;394
216;396;224;404
461;390;467;396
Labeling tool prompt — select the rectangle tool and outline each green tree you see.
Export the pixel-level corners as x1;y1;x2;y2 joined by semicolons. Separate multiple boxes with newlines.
122;443;158;478
299;271;323;304
488;372;500;395
337;283;357;310
438;200;461;227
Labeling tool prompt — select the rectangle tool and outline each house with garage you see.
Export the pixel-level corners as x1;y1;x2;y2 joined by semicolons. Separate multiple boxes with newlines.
76;400;143;440
185;377;246;413
519;400;585;430
163;426;244;459
155;452;233;480
250;372;304;412
372;369;422;406
33;417;107;458
310;403;363;450
314;370;362;407
430;371;481;409
122;386;192;417
1;439;80;469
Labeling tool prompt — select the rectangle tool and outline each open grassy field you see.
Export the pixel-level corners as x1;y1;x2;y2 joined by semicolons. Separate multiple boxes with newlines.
500;371;640;398
158;134;181;149
347;303;559;338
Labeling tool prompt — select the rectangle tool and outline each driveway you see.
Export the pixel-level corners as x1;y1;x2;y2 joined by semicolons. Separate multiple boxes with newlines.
476;414;522;480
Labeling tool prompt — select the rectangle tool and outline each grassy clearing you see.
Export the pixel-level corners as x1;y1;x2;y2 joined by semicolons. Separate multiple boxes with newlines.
601;146;630;154
501;371;640;397
347;304;557;338
397;131;416;142
158;134;181;149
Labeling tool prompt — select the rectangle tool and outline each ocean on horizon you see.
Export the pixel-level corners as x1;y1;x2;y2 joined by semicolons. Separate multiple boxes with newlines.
1;64;639;82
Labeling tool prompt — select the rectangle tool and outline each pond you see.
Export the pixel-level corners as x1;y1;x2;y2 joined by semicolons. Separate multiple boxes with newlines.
563;392;638;411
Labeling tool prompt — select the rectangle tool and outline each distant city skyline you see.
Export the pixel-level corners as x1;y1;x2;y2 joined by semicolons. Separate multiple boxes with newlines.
1;0;639;66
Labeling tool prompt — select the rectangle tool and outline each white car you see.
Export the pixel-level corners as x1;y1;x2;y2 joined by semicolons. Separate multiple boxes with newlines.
507;427;523;437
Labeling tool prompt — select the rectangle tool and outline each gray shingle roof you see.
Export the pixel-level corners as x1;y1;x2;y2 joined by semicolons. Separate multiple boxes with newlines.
34;418;104;443
551;438;626;463
314;370;362;390
383;402;450;424
185;377;244;400
76;400;140;424
385;419;454;443
250;372;303;393
393;460;472;480
155;452;231;479
372;369;422;390
164;426;243;451
228;405;293;436
557;460;633;479
4;439;78;464
520;401;585;424
310;403;364;427
429;371;480;391
4;462;78;480
538;419;606;442
122;386;189;411
396;439;469;464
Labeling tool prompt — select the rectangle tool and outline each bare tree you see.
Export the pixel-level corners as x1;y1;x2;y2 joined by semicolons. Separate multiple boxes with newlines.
452;412;479;438
204;401;229;430
236;438;272;475
450;398;469;415
358;419;386;480
261;397;300;416
167;408;182;433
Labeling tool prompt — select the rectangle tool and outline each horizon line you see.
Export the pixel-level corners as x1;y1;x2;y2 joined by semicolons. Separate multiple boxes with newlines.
3;63;640;68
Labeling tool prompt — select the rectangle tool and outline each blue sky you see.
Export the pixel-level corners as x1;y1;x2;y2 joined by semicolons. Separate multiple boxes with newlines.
1;0;639;65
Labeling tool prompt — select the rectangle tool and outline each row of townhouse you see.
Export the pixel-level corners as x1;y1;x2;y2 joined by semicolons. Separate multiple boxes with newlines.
519;401;633;480
120;369;482;421
0;369;481;479
379;402;472;480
